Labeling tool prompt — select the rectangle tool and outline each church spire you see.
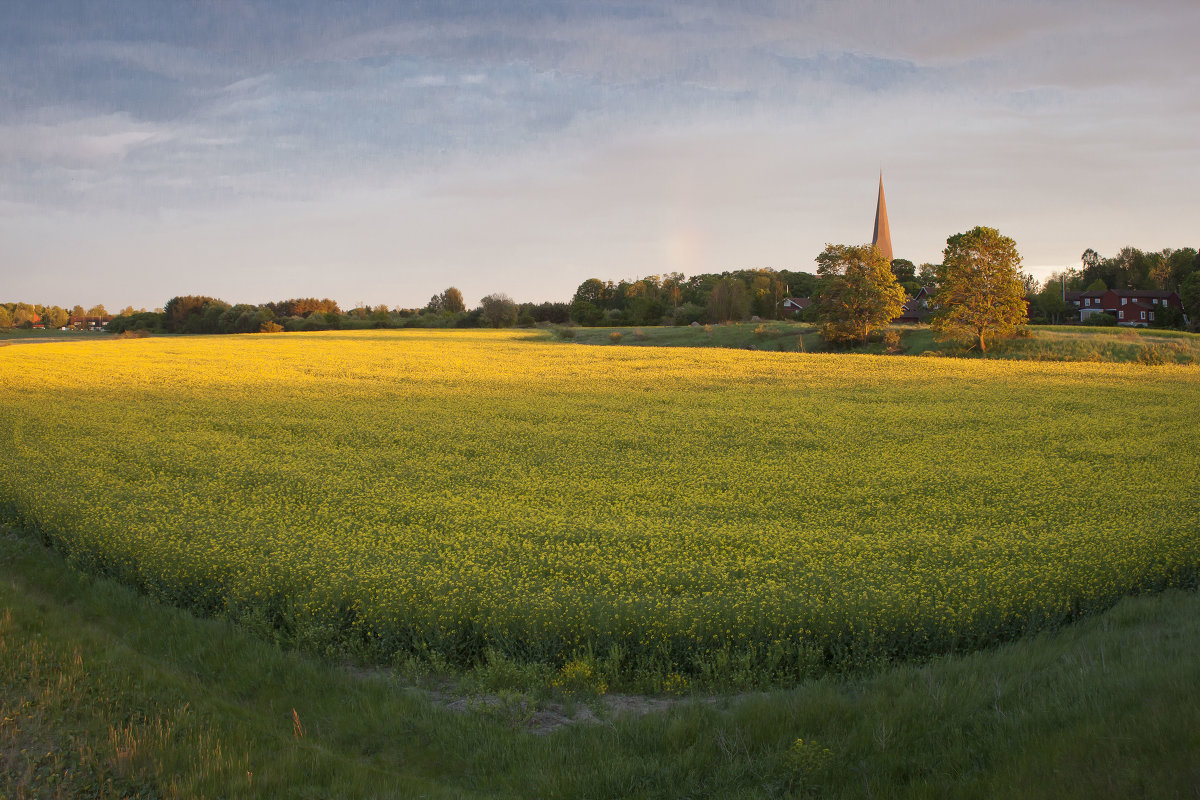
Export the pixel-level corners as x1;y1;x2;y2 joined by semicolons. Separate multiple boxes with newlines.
872;172;893;263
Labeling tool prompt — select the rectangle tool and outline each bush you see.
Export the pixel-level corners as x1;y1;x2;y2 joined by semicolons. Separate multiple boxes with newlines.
883;329;902;353
1082;313;1118;327
672;303;707;326
555;326;576;340
1151;306;1186;330
260;321;285;333
608;331;623;344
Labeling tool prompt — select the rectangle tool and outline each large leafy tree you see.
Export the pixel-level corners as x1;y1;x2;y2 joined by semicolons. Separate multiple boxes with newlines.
932;226;1027;353
479;293;518;328
442;287;466;314
425;287;466;315
814;243;906;345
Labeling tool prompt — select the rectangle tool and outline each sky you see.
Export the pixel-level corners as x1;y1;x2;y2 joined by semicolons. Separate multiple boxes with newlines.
2;0;1198;310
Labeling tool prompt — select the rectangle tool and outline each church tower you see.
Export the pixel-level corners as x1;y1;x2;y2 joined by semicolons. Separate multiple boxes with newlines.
872;173;893;263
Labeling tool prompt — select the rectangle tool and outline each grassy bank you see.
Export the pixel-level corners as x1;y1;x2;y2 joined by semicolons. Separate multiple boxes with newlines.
2;526;1198;798
0;328;115;346
556;321;1200;363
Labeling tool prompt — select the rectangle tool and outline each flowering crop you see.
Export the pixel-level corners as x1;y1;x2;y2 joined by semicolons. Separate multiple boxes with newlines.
1;330;1197;685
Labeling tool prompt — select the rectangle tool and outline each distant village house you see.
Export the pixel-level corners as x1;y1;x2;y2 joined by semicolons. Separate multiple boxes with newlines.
1067;290;1181;326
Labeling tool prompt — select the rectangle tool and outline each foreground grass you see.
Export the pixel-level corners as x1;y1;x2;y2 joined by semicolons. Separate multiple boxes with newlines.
559;321;1200;363
2;528;1198;799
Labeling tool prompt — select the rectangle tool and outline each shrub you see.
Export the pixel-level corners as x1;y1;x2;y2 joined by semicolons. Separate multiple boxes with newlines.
608;331;623;344
1082;313;1118;327
883;329;902;353
259;321;284;333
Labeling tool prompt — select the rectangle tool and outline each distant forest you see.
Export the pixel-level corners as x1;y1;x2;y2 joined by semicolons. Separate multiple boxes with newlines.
4;244;1198;335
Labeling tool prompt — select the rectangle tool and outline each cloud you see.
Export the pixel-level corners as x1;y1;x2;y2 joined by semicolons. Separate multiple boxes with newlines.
0;114;169;168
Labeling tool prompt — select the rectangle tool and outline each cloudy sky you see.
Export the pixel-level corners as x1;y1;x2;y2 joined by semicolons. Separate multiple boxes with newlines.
3;0;1198;310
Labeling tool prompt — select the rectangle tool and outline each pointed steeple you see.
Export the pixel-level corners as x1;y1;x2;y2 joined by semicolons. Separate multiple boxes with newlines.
872;172;893;263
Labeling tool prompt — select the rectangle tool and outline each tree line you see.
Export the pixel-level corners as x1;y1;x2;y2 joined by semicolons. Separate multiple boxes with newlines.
0;302;127;330
99;293;575;335
567;269;822;327
7;241;1195;338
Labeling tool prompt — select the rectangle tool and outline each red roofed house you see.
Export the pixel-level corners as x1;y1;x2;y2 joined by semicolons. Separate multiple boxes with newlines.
894;286;935;323
1065;289;1182;326
782;297;811;315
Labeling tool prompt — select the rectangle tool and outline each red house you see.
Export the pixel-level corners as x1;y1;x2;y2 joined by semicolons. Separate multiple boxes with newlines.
782;297;811;315
1065;289;1182;326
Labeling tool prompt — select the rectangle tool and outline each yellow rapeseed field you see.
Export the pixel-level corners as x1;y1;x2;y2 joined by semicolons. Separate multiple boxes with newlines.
1;329;1197;684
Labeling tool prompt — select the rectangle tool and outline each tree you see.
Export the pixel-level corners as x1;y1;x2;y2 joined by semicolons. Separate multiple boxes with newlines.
43;306;69;329
442;287;465;314
814;243;906;345
662;273;684;308
916;263;939;289
569;300;603;326
1085;278;1107;292
165;295;221;333
86;304;108;317
479;293;518;328
71;304;86;319
1150;249;1174;290
1020;272;1039;296
891;258;916;283
1167;247;1198;291
0;306;11;330
1036;282;1067;324
13;304;38;327
1181;271;1200;331
706;277;750;323
572;279;610;307
931;226;1028;353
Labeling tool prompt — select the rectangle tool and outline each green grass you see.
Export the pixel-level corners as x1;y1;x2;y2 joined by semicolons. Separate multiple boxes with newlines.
556;321;1200;363
556;320;828;353
0;328;115;346
2;525;1198;798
